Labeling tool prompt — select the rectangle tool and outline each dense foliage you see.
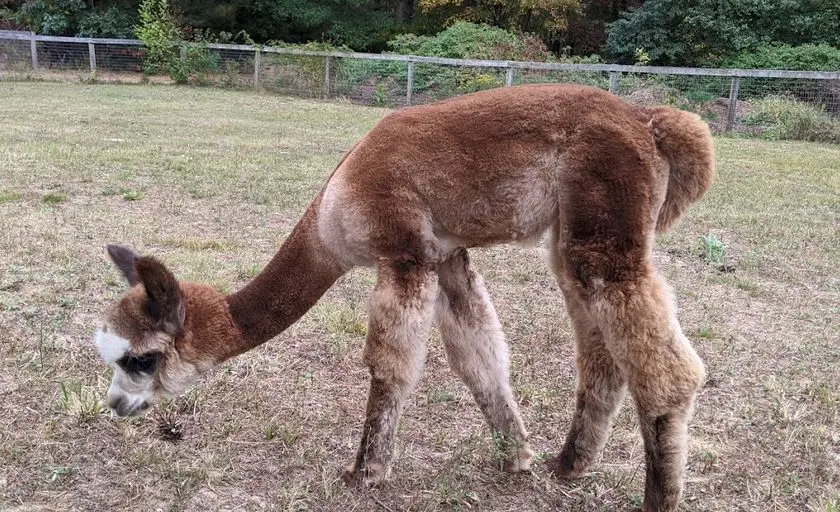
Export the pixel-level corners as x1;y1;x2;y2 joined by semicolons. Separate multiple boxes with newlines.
1;0;837;68
722;43;840;72
387;21;551;61
605;0;840;66
744;96;840;143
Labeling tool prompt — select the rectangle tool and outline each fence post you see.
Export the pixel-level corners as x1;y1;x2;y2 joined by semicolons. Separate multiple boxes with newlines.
609;71;620;93
30;35;38;71
726;76;741;132
324;56;331;98
505;66;514;86
180;45;187;62
253;48;261;87
406;60;414;105
88;41;96;73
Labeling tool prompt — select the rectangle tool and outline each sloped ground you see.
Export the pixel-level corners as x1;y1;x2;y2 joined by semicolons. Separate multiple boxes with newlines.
0;82;838;511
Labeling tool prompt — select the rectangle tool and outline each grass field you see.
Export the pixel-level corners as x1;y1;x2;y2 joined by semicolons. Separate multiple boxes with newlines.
0;81;838;512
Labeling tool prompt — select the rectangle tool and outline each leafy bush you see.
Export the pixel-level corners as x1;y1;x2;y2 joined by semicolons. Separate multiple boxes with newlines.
18;0;86;35
605;0;840;66
167;44;220;84
339;22;554;99
134;0;220;84
134;0;179;74
744;96;840;143
721;43;840;72
387;21;552;61
77;6;135;38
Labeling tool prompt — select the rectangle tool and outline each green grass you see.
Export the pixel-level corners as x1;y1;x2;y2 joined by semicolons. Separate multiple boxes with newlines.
41;192;67;205
0;190;22;203
0;81;838;512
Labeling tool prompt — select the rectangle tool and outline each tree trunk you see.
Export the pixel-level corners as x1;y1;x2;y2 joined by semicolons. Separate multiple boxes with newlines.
393;0;414;23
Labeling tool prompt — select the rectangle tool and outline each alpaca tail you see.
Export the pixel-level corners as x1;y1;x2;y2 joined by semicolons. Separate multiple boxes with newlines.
647;107;716;233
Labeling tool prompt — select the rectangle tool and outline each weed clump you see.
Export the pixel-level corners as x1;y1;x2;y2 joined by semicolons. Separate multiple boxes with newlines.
744;96;840;143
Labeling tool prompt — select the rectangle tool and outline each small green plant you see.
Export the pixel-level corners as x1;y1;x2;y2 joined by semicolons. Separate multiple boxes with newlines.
429;388;456;404
700;233;727;264
695;326;715;339
372;82;388;106
49;466;74;482
263;421;280;441
237;263;261;280
42;192;67;204
120;188;141;201
58;297;75;308
456;71;502;93
811;496;840;512
57;380;103;421
634;47;651;66
0;190;21;203
490;431;517;470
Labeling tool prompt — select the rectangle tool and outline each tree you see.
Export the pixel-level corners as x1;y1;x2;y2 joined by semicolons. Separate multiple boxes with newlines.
605;0;840;66
416;0;581;46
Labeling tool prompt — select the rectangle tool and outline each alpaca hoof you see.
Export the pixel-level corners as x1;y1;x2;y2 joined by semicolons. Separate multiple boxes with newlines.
546;454;584;479
503;445;535;473
341;463;389;488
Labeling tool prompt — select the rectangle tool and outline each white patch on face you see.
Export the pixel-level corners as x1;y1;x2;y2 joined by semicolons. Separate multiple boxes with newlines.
107;366;156;416
94;329;130;363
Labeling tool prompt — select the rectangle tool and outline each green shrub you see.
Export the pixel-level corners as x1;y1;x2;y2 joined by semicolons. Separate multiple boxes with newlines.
337;23;554;99
17;0;86;35
744;96;840;143
167;44;220;85
387;21;552;62
721;43;840;72
134;0;220;84
134;0;179;75
77;6;135;38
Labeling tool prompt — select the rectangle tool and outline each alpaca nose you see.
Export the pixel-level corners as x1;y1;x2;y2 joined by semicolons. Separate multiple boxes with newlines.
108;395;149;417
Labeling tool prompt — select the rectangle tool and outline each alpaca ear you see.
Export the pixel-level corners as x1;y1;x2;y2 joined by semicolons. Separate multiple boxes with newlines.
134;256;186;336
107;244;141;286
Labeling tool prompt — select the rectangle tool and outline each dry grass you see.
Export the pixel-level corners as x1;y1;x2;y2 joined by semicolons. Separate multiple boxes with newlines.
1;81;838;512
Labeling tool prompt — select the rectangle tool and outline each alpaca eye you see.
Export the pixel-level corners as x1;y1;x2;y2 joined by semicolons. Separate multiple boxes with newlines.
119;352;162;374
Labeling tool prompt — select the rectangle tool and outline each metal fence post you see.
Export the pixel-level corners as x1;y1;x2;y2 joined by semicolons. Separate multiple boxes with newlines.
609;71;620;93
88;41;96;72
253;48;261;87
30;35;38;71
726;76;741;132
406;60;414;105
505;66;514;86
324;56;331;98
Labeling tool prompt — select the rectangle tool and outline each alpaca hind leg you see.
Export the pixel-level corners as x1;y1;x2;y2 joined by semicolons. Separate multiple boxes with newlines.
547;284;627;478
343;260;437;487
587;273;704;512
436;248;533;472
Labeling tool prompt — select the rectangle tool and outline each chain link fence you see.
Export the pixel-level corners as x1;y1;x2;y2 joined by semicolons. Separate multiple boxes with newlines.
2;31;839;135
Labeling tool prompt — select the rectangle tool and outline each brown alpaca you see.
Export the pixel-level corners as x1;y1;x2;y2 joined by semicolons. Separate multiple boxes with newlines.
94;84;714;511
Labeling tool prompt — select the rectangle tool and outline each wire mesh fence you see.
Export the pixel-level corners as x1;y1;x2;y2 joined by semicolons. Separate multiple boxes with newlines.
2;32;839;136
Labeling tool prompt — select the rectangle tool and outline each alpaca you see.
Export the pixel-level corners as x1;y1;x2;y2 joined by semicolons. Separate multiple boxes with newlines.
93;83;714;511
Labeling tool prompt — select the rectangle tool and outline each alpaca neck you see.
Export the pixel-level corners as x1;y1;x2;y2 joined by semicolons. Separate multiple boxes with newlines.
224;203;347;355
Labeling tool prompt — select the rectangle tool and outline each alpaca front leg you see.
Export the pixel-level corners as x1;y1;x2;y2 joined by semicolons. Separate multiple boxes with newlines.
343;261;437;487
436;249;533;472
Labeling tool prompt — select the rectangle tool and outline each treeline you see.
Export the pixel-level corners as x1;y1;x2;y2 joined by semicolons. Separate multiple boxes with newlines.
1;0;839;68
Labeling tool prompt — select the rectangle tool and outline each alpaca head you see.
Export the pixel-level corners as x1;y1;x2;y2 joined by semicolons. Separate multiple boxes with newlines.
94;245;212;417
